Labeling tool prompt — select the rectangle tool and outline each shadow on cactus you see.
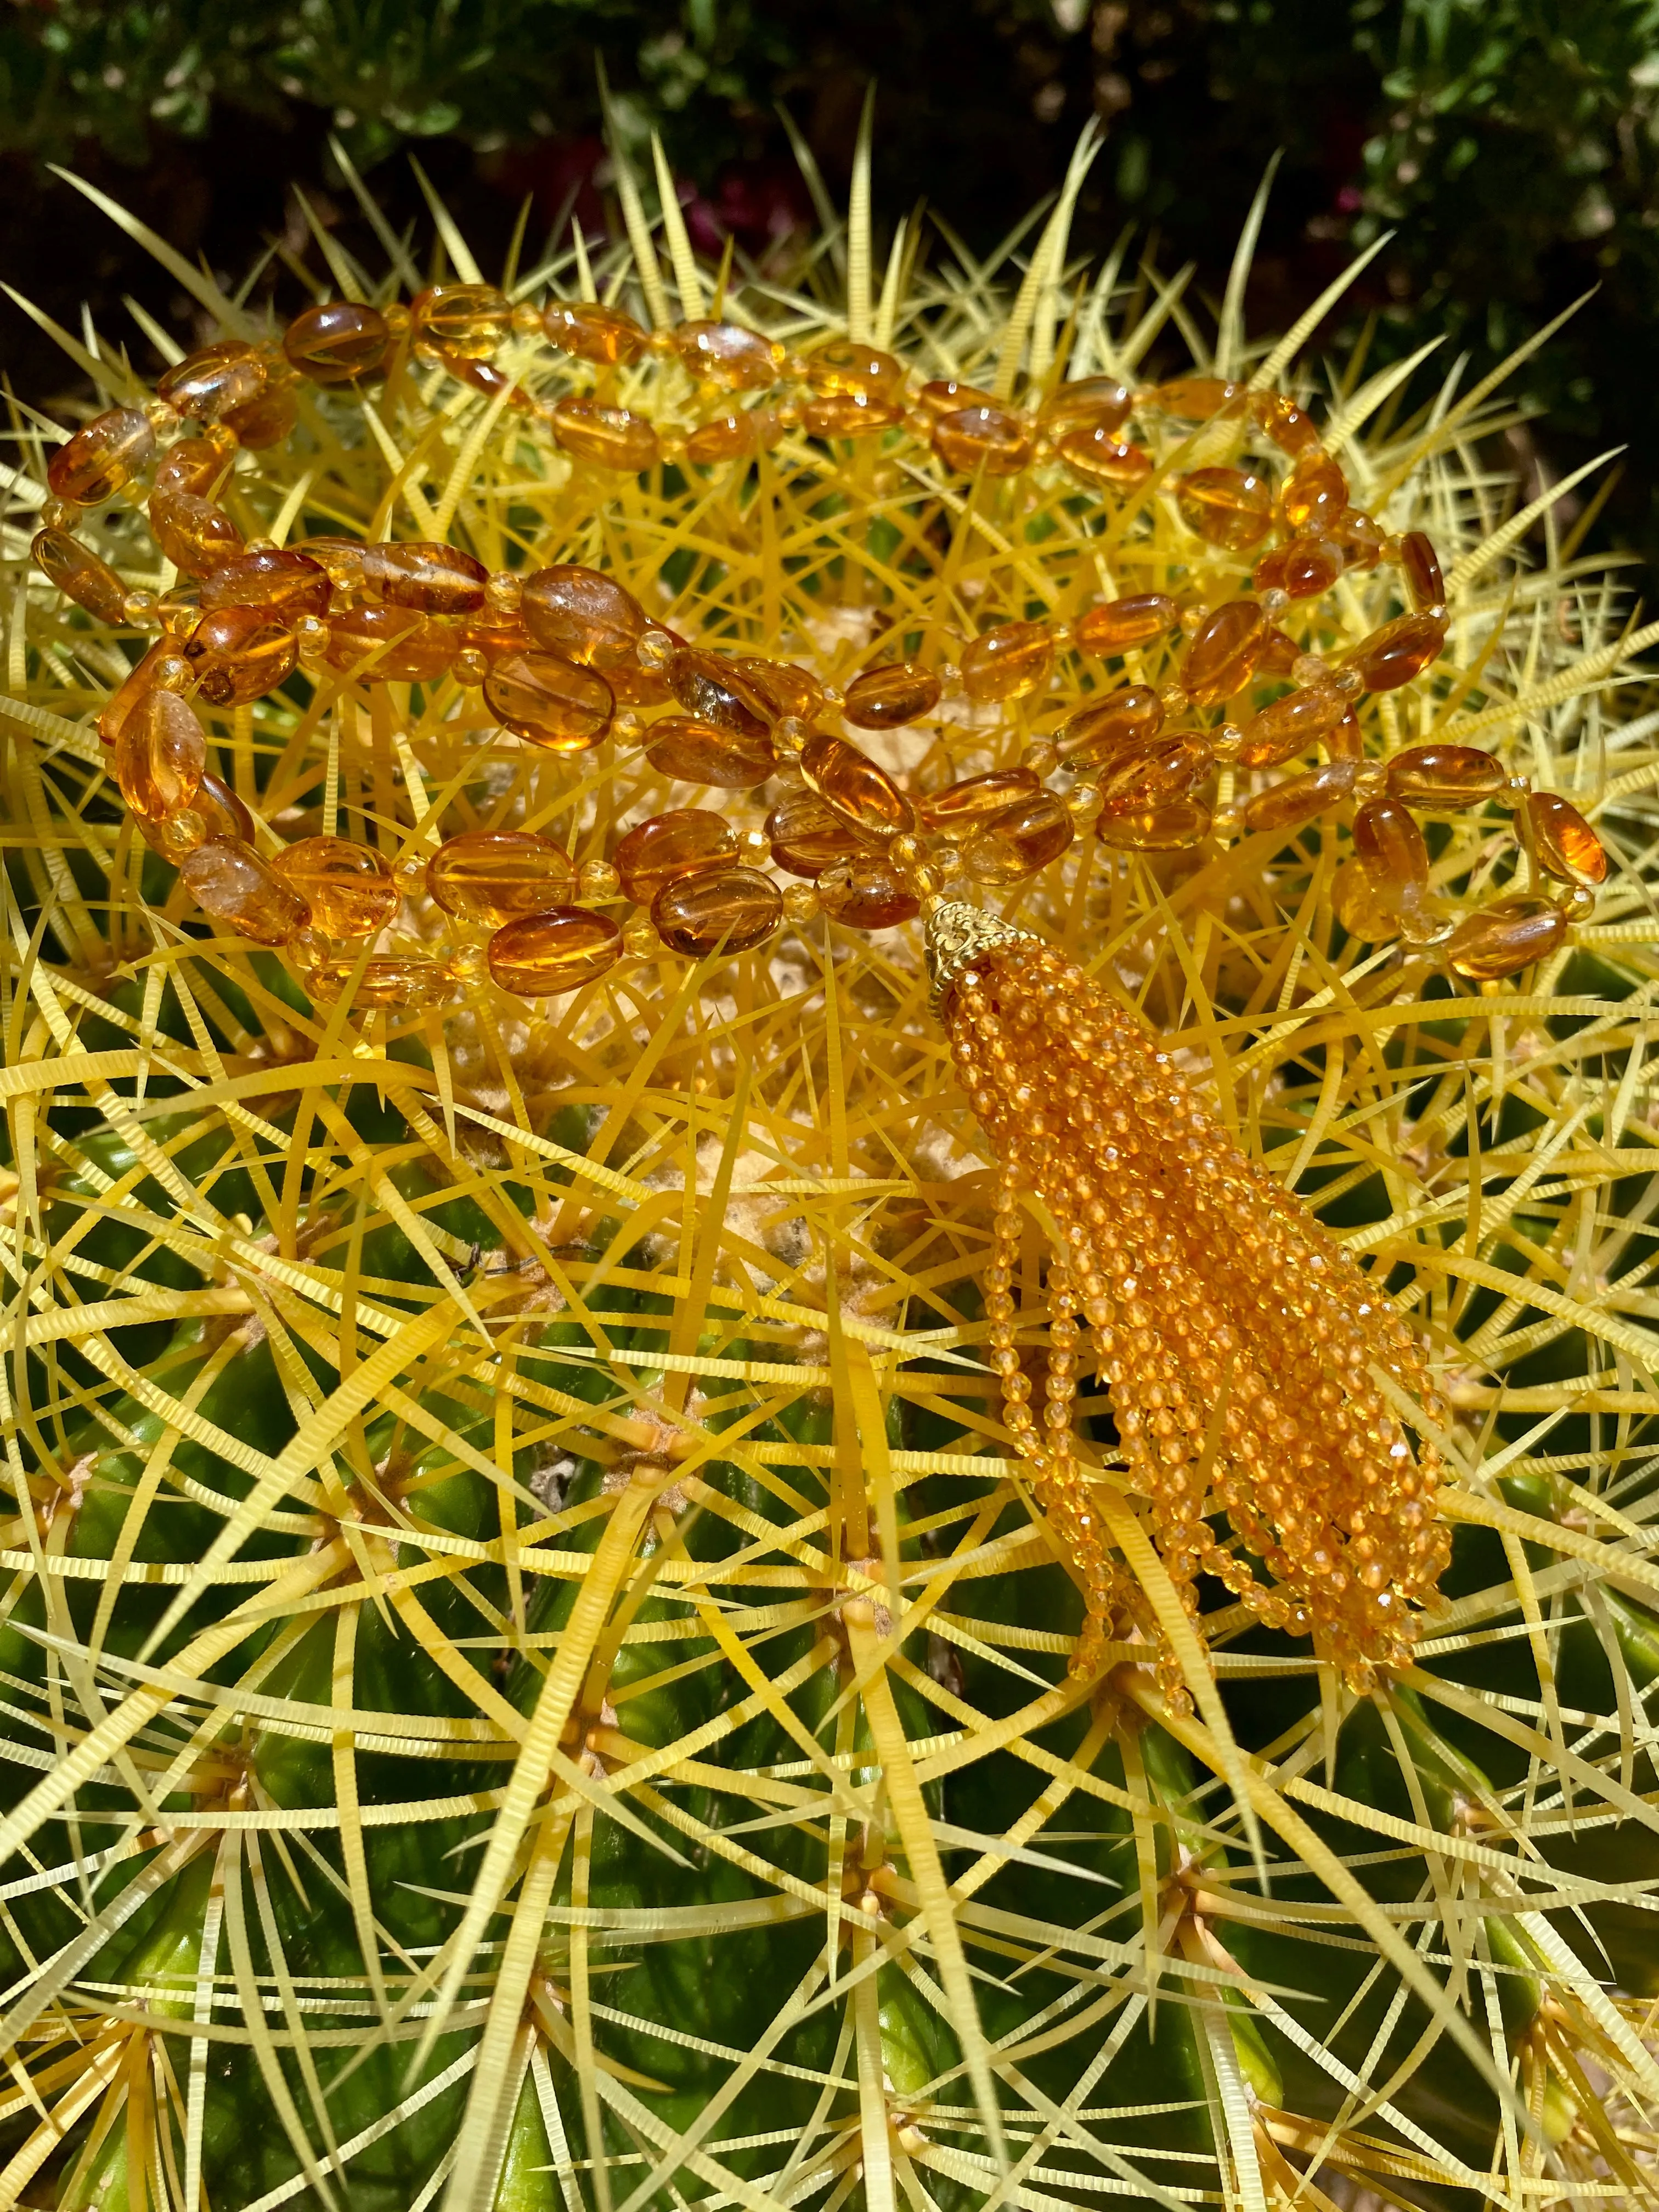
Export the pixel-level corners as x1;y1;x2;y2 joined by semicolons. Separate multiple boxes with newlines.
2;112;1658;2212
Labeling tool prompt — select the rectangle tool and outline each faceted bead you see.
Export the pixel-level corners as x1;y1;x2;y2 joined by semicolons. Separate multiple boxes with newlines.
672;321;783;389
521;565;647;674
916;379;999;419
1444;899;1568;980
614;809;739;904
645;714;775;788
919;768;1042;831
932;405;1032;477
283;301;390;383
114;687;207;821
1096;732;1214;811
184;604;298;705
428;830;576;924
200;548;330;620
802;392;902;438
550;397;659;472
150;490;245;577
222;382;298;450
153;437;228;498
651;865;782;955
307;953;449;1008
1400;531;1447;613
800;731;917;838
47;408;155;504
272;837;399;935
1344;612;1447;692
1074;596;1179;657
1353;798;1429;890
1181;599;1267;704
364;541;489;614
325;607;464;681
1058;684;1164;764
31;529;131;624
765;789;870;877
1385;744;1506;809
1147;376;1242;419
1094;797;1213;849
665;648;774;741
1329;507;1385;572
1249;391;1320;455
1040;378;1133;434
157;341;267;423
484;651;613;751
961;620;1054;703
964;792;1074;884
1242;760;1357;834
816;855;921;929
1280;452;1348;531
1252;537;1343;599
542;301;648;364
488;908;623;996
735;658;825;722
1056;425;1153;488
808;342;905;400
844;662;942;728
1176;467;1273;551
182;837;310;944
685;410;780;462
1527;791;1607;885
411;283;510;359
1235;682;1346;769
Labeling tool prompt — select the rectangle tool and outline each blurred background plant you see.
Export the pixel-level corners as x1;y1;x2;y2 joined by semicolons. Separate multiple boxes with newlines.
4;0;1658;574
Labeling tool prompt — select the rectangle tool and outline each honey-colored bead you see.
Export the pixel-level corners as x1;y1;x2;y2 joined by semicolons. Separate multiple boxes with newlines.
1527;791;1607;885
153;436;229;499
672;320;783;389
283;301;390;383
1258;625;1301;676
520;565;647;674
964;791;1074;884
961;620;1054;703
782;881;821;923
844;661;942;728
411;283;510;359
484;650;613;751
1147;376;1241;419
98;643;173;745
150;490;245;577
47;408;155;504
1242;759;1357;834
114;687;207;821
273;837;399;935
1280;452;1348;531
461;610;534;664
181;836;311;944
157;340;268;423
807;341;905;400
1384;743;1505;809
665;647;774;741
735;658;825;722
487;907;623;996
800;731;917;839
765;789;871;877
306;953;449;1008
684;409;780;463
184;604;298;705
428;830;576;923
816;854;921;929
1235;681;1346;769
1353;797;1429;891
1176;467;1273;551
325;607;464;682
645;714;776;788
1096;731;1214;811
915;379;999;419
136;765;251;864
1249;390;1320;455
550;396;659;472
1344;612;1447;693
1444;898;1568;980
222;382;298;450
1073;596;1178;659
1325;703;1363;761
1332;859;1403;942
1094;796;1213;849
802;392;903;439
1252;536;1343;599
541;300;648;364
1400;530;1446;613
919;768;1042;831
932;405;1032;477
1055;424;1153;488
614;809;739;904
651;865;782;955
364;541;489;614
1180;599;1267;704
1040;377;1134;435
31;529;131;625
578;857;622;901
1329;506;1385;572
1058;683;1165;764
200;548;330;620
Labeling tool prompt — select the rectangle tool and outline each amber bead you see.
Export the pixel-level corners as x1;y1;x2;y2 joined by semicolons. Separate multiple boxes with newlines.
1249;391;1320;455
184;604;298;705
408;283;507;359
182;836;309;943
488;907;622;996
685;410;777;464
844;662;942;728
961;620;1054;704
427;830;576;924
150;491;245;577
932;405;1032;477
1097;731;1214;811
137;765;252;864
222;383;298;450
1094;797;1213;850
1148;376;1241;420
1280;452;1348;532
1073;596;1178;658
1444;899;1568;980
363;541;488;615
284;301;389;383
1329;507;1385;572
201;548;329;621
551;397;659;472
964;792;1074;884
47;408;155;505
916;379;999;419
157;341;267;424
1527;791;1607;885
114;687;207;821
1258;627;1301;677
324;607;463;682
1325;704;1363;761
645;714;776;788
736;658;825;722
1242;760;1357;835
98;644;172;746
1353;798;1429;893
807;342;905;400
484;650;613;751
520;565;647;675
613;810;737;904
672;321;783;390
307;953;448;1008
461;610;533;664
1345;612;1446;693
651;866;782;955
919;768;1042;831
665;648;774;742
1056;425;1153;489
816;855;921;929
1252;537;1343;600
1236;682;1346;769
542;300;648;364
153;437;228;499
1176;467;1273;551
31;529;131;625
1058;684;1165;765
273;837;399;935
800;731;917;839
1400;531;1447;614
1181;599;1267;704
1332;860;1402;943
802;392;902;439
1385;744;1506;809
1041;378;1134;435
765;789;870;877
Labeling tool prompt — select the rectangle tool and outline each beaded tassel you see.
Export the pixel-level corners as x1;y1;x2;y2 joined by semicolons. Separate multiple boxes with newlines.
928;902;1452;1701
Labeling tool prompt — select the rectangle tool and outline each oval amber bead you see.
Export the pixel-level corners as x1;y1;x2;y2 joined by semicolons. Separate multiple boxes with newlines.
273;837;398;935
645;714;776;788
411;283;510;359
150;490;245;577
1074;595;1179;657
1400;530;1447;613
932;405;1032;477
201;548;330;620
307;953;449;1008
615;810;739;904
802;392;902;439
1527;791;1607;885
428;831;575;924
1056;425;1153;489
1249;391;1320;455
1097;731;1214;811
488;907;623;996
115;688;207;821
551;397;659;472
651;866;782;955
1385;744;1505;809
765;789;870;878
1095;797;1213;850
916;379;998;419
1058;684;1164;764
222;383;298;450
919;768;1042;831
1235;682;1345;769
542;300;648;364
462;610;533;664
808;342;905;400
365;541;488;614
185;604;298;705
1345;612;1446;693
154;436;229;499
98;644;172;746
666;648;774;741
684;410;772;464
800;731;917;839
182;836;311;943
1242;760;1357;834
1176;467;1273;551
1181;599;1267;705
521;566;647;673
736;658;825;722
961;620;1054;704
31;529;131;624
1329;507;1385;572
1040;377;1133;435
816;855;921;929
964;792;1074;885
1280;452;1347;531
672;321;783;390
47;408;155;505
1252;536;1342;599
1445;898;1568;980
1258;625;1300;677
844;662;942;729
284;301;389;383
157;340;267;423
326;607;464;681
1353;798;1429;889
484;651;613;751
1147;376;1240;419
1331;859;1402;941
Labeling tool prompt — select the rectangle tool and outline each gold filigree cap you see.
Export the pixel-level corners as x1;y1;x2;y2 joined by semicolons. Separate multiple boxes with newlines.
923;900;1038;1018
